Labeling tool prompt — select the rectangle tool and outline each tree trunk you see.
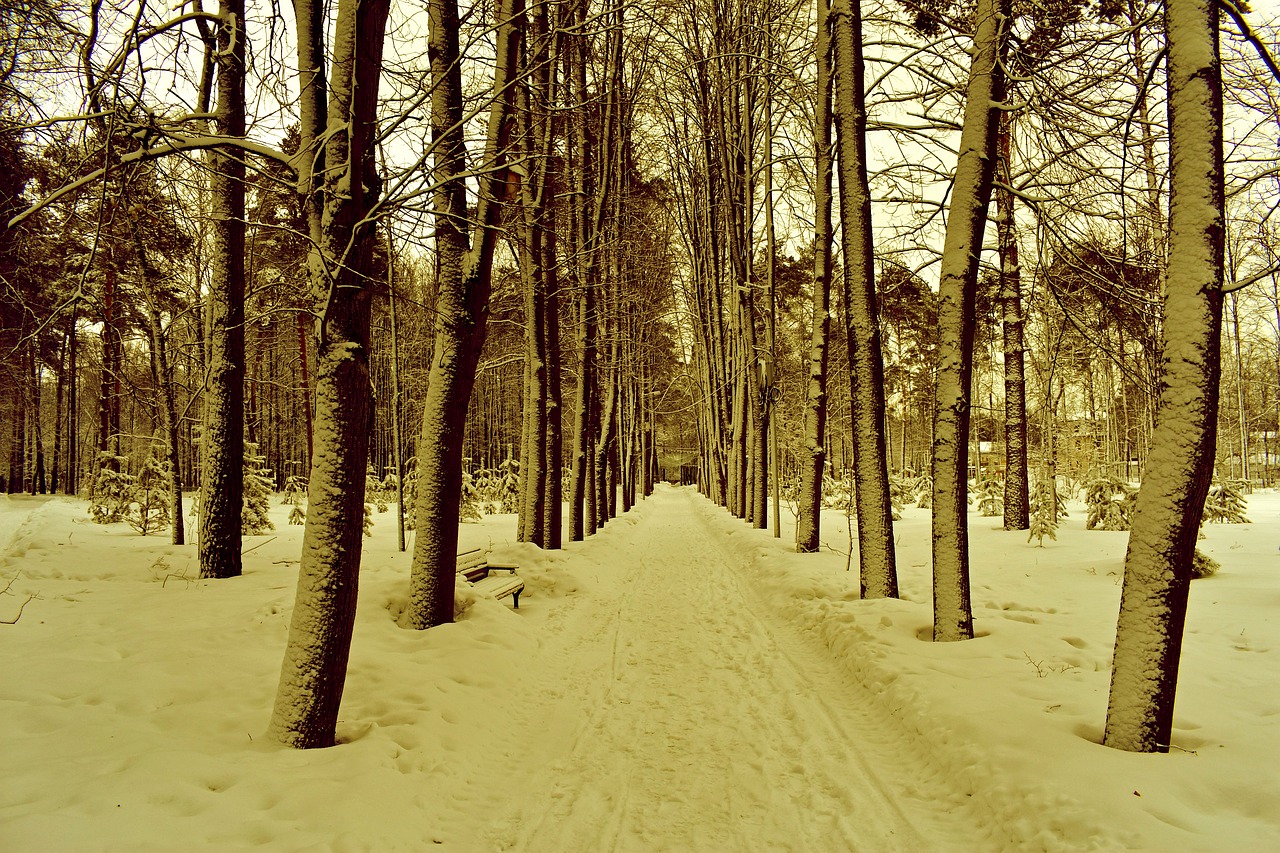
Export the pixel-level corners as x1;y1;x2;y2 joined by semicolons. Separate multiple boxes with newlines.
930;0;1008;639
996;113;1029;530
268;0;391;748
66;301;78;495
830;0;898;598
134;228;186;545
1230;293;1247;480
407;0;520;629
199;0;246;580
30;343;46;493
569;278;595;541
543;226;564;548
51;323;67;494
1104;0;1223;754
98;268;117;460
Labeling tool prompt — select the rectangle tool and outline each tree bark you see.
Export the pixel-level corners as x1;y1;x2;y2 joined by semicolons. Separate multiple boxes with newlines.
996;113;1029;530
830;0;898;598
1104;0;1223;754
793;0;834;550
199;0;246;579
268;0;391;748
133;227;186;545
930;0;1008;639
407;0;521;629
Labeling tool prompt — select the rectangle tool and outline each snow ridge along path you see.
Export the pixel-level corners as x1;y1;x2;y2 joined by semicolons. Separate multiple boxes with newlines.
481;487;995;852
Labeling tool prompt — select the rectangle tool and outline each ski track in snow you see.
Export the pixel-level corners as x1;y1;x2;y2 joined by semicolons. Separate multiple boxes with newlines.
478;489;984;852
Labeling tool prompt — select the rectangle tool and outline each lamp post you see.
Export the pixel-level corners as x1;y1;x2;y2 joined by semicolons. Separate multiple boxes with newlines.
758;354;781;538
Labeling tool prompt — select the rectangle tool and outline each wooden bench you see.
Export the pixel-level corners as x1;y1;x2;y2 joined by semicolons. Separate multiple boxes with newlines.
456;549;524;608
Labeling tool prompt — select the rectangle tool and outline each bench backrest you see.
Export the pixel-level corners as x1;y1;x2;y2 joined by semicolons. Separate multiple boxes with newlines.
456;548;488;578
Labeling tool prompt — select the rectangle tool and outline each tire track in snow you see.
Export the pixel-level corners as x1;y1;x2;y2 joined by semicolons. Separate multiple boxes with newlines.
485;488;989;852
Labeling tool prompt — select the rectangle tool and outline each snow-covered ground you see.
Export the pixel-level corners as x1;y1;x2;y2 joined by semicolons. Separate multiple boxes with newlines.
1;485;1277;851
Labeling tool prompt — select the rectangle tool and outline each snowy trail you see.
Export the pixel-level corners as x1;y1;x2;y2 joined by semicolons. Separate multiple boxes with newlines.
481;488;980;852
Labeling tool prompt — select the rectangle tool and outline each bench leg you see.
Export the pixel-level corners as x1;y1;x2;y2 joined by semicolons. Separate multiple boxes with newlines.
512;590;520;609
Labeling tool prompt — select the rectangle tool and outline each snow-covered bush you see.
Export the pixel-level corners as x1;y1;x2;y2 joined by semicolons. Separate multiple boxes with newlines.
365;465;389;513
127;452;171;536
469;460;521;514
1192;549;1219;579
1085;476;1136;531
888;473;910;520
381;471;400;502
87;452;134;525
820;475;854;511
363;502;373;537
242;443;275;535
909;472;932;508
282;475;307;525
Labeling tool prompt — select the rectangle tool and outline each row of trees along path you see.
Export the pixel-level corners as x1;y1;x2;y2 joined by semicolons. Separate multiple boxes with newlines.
1;0;1273;759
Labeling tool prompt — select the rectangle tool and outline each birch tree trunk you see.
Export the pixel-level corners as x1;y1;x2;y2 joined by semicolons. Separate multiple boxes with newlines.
830;0;897;598
199;0;246;579
267;0;391;748
793;0;834;550
1104;0;1223;754
930;0;1008;639
407;0;520;629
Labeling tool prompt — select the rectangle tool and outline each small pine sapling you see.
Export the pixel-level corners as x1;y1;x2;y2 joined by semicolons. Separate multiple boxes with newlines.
1027;478;1059;547
402;456;418;530
975;478;1003;517
242;443;276;535
87;452;134;524
381;471;399;506
888;473;909;520
365;465;389;512
127;451;173;535
282;475;307;525
913;473;933;508
1084;476;1136;530
363;502;374;537
460;469;482;522
497;458;521;513
1203;480;1251;524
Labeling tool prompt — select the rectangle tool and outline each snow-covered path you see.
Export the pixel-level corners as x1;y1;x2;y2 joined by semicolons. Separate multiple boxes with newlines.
480;488;979;851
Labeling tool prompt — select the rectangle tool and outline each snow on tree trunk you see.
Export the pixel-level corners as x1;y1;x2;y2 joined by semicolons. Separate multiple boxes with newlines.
1103;0;1224;754
930;0;1008;640
830;0;897;598
199;0;246;580
797;0;834;554
267;0;390;748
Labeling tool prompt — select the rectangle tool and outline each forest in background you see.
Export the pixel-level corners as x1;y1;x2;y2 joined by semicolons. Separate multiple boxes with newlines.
1;0;1277;752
